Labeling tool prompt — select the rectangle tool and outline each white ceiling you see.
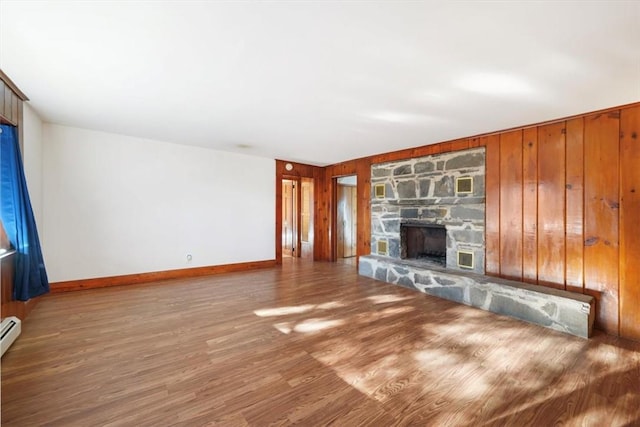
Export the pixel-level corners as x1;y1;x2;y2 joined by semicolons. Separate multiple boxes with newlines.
1;1;639;166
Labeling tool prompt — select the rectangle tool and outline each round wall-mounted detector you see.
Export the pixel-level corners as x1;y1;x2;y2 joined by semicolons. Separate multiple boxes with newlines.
285;163;293;171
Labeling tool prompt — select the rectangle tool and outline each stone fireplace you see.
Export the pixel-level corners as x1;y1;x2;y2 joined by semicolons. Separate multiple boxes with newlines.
369;147;486;274
359;146;595;339
359;147;595;339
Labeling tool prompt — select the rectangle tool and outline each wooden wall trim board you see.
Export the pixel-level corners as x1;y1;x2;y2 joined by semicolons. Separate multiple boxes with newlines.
49;260;276;293
1;250;40;320
0;69;29;101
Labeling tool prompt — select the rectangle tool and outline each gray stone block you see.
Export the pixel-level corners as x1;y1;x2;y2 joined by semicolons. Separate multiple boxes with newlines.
393;165;413;176
450;206;484;221
373;168;391;177
434;176;454;197
474;175;485;196
388;270;398;283
393;266;409;275
429;285;465;303
397;276;416;289
470;287;488;307
359;260;373;277
434;276;457;286
382;219;400;233
420;207;448;220
397;181;417;199
419;179;431;198
415;273;434;285
401;208;419;219
375;267;388;281
415;161;435;174
489;294;554;327
445;152;485;170
450;229;484;245
388;239;400;258
385;183;395;199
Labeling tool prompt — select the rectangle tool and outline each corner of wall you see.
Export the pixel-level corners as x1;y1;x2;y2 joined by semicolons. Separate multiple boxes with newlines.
21;102;44;230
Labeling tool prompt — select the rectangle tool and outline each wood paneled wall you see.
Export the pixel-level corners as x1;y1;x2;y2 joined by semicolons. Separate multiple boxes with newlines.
0;69;28;151
483;105;640;338
276;102;640;341
0;70;36;320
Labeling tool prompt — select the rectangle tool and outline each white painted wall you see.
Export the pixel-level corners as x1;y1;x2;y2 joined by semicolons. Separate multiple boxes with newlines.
22;103;44;227
42;124;275;282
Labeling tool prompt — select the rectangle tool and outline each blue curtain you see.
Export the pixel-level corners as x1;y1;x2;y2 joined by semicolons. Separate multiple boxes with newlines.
0;124;49;300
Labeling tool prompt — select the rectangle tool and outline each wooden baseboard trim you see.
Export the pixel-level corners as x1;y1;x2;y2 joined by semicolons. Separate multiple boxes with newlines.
50;259;277;293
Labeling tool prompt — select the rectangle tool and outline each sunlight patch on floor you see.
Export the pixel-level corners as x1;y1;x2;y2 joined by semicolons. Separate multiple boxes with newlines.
316;301;346;310
293;318;344;333
254;304;315;317
273;322;292;334
367;294;413;304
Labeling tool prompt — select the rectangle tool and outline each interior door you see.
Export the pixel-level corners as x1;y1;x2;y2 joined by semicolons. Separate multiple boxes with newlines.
337;183;357;258
300;178;314;259
282;179;297;257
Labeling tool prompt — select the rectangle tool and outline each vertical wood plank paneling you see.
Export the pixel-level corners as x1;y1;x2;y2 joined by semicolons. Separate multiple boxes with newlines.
619;105;640;340
499;130;523;280
584;111;620;335
522;127;538;284
315;168;332;261
484;134;501;276
11;90;19;121
356;158;372;262
4;86;13;123
336;185;346;258
18;99;24;152
537;122;566;289
275;161;283;264
0;81;6;120
565;117;585;293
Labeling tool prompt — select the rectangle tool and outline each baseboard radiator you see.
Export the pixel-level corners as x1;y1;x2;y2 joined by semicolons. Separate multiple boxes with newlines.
1;316;21;357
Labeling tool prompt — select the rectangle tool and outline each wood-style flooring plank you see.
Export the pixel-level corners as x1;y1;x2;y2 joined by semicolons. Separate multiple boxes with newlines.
1;260;639;426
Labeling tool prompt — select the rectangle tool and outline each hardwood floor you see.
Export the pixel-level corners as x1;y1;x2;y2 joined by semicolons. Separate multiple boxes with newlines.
2;260;639;426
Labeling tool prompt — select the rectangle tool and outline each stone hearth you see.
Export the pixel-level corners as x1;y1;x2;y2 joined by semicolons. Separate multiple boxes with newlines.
359;255;595;338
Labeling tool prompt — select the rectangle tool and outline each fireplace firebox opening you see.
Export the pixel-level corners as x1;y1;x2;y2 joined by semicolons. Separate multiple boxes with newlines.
401;223;446;266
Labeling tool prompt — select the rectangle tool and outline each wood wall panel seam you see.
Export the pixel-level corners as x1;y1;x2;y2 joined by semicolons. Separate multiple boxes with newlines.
522;127;538;284
565;117;585;294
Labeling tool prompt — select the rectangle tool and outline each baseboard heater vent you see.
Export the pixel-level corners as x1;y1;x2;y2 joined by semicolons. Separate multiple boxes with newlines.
1;316;22;357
